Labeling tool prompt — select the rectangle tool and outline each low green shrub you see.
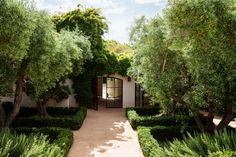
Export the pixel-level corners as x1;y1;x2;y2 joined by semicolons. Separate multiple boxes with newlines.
0;129;64;157
137;127;165;157
127;109;189;129
11;107;87;130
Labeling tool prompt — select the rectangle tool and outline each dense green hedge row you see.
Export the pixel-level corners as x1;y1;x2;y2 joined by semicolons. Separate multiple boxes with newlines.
138;126;236;157
126;108;192;129
11;107;87;130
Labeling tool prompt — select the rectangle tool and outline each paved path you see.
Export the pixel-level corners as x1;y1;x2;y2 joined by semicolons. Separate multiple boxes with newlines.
67;106;144;157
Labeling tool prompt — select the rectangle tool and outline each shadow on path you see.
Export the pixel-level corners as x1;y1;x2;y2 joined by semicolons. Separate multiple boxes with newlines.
67;106;143;157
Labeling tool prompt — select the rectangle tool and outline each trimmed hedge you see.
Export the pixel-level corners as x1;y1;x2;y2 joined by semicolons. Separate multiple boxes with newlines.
138;127;165;157
138;126;198;157
11;107;87;130
127;109;190;129
126;107;160;116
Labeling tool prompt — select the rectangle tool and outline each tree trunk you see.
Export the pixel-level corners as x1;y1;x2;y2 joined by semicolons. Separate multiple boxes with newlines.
37;101;49;117
0;104;6;127
193;110;205;132
3;59;27;127
205;104;215;133
4;75;25;127
216;81;233;130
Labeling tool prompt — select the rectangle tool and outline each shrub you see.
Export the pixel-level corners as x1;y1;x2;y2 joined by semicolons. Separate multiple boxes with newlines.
0;129;64;157
11;107;87;130
137;127;165;157
127;109;190;129
11;127;73;156
126;107;160;116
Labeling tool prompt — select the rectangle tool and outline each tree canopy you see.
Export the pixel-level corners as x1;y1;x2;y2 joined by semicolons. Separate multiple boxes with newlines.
0;0;91;127
129;0;236;132
53;8;132;107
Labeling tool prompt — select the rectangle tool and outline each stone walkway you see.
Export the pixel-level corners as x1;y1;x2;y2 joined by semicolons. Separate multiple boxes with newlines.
67;106;144;157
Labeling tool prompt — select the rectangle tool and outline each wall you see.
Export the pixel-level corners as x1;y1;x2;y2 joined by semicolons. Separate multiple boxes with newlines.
105;73;135;108
0;79;78;108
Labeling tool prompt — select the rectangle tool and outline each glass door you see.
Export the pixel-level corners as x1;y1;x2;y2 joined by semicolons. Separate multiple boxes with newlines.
106;77;123;108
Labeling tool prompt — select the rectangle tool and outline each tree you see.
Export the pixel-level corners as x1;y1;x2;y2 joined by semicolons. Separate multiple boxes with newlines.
129;0;236;132
164;0;236;131
53;8;131;107
129;16;191;113
0;0;91;126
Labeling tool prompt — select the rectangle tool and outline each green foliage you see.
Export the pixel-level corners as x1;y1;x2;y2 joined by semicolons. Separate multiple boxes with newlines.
11;107;87;130
12;127;73;156
164;0;236;111
0;129;64;157
138;127;236;157
128;16;189;110
0;0;35;94
126;108;191;129
129;0;236;130
137;127;165;157
165;130;236;157
53;8;131;106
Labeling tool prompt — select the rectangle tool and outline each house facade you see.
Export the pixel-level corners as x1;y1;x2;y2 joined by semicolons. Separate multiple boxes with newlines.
0;74;149;109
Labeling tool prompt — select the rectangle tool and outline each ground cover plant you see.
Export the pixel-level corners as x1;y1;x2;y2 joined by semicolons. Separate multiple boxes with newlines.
0;128;72;157
138;127;236;157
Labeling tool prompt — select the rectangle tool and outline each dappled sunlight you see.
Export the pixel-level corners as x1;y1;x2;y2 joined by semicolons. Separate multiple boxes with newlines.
68;108;143;157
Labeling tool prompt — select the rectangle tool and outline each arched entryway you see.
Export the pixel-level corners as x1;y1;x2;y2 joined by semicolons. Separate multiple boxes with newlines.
97;77;123;108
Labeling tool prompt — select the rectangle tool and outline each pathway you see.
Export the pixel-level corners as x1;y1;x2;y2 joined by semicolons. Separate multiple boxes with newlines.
67;106;144;157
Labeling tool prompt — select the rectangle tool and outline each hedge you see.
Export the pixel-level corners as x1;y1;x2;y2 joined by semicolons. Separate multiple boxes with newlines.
126;109;190;129
138;126;198;157
137;127;165;157
10;127;73;157
11;107;87;130
126;107;160;116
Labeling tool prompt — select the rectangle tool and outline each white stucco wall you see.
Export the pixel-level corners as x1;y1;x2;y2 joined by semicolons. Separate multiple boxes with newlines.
0;79;78;108
105;74;135;108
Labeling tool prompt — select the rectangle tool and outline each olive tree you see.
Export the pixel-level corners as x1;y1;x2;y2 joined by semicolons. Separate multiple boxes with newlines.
0;0;91;127
164;0;236;131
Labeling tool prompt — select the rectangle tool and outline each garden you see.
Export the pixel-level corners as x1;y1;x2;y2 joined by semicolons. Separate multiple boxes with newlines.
0;0;236;156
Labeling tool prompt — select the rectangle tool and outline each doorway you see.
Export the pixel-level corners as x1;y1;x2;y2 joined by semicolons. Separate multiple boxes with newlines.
97;77;123;108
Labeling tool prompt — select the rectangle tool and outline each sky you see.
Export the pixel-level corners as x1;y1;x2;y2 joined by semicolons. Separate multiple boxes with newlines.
36;0;167;43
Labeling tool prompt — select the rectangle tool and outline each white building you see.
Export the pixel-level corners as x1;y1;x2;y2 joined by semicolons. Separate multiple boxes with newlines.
0;74;148;109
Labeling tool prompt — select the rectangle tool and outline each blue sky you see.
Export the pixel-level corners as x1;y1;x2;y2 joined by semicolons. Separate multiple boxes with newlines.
36;0;167;43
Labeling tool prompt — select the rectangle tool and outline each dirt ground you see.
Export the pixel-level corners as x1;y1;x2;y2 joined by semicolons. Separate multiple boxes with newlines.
67;106;144;157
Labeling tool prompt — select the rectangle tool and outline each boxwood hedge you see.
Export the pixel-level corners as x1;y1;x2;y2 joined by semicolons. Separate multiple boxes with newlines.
11;107;87;130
